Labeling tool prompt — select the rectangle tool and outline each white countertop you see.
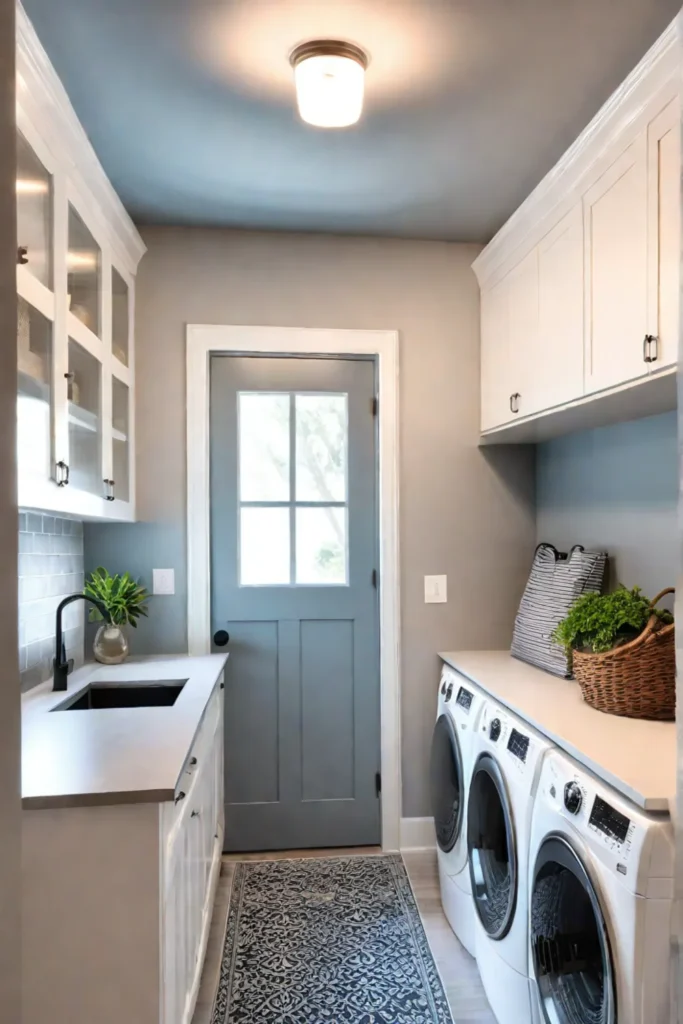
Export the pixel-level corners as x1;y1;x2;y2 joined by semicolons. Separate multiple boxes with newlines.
22;654;228;810
439;650;676;814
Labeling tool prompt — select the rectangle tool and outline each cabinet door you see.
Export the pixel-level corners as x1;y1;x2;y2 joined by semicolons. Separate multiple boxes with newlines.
583;135;648;394
647;96;680;372
480;277;511;431
533;205;584;413
506;248;538;420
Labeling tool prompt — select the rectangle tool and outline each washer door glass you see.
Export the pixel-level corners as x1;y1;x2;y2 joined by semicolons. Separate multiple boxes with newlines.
430;713;464;853
467;754;517;939
531;836;616;1024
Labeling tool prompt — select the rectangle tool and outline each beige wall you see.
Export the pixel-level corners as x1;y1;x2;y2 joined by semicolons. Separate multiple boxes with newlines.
0;0;21;1016
118;227;536;817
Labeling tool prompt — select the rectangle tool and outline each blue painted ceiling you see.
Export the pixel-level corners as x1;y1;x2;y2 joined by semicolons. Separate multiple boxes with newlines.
22;0;682;241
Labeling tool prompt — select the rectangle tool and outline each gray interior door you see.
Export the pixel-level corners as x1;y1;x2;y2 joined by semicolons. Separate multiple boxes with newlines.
210;355;380;852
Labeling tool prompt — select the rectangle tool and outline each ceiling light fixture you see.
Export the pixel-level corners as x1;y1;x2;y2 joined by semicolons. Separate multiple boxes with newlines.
289;40;368;128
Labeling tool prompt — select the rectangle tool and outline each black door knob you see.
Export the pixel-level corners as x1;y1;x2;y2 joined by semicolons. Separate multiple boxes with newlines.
213;629;230;647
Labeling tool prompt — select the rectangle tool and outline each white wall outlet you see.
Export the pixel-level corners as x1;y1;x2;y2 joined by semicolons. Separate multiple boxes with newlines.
152;568;175;596
424;575;447;604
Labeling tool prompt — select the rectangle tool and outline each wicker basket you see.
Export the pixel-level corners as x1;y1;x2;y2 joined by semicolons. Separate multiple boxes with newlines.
572;588;676;721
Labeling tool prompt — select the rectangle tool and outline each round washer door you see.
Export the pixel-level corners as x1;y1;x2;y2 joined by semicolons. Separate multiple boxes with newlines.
467;753;517;940
430;713;464;854
530;835;616;1024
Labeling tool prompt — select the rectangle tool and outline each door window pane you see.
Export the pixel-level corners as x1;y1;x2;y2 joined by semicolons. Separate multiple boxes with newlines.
68;205;101;337
112;267;129;365
17;298;52;479
112;377;130;502
296;507;347;584
16;131;52;289
295;394;347;501
240;507;290;585
68;338;101;494
239;393;290;501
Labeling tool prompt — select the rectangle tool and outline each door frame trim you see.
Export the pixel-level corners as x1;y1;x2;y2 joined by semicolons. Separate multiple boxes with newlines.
186;325;401;852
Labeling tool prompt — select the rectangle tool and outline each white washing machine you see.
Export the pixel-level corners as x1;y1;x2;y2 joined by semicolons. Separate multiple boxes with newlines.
467;701;552;1024
528;749;674;1024
430;664;487;957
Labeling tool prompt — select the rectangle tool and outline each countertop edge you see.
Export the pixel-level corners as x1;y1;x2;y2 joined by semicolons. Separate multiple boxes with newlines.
438;651;673;815
22;787;177;811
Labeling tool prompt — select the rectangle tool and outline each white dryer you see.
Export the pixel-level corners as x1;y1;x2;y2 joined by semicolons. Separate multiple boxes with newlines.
467;701;552;1024
528;749;674;1024
430;664;486;957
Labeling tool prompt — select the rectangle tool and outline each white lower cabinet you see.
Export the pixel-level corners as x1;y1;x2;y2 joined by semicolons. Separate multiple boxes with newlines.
22;682;224;1024
162;687;224;1024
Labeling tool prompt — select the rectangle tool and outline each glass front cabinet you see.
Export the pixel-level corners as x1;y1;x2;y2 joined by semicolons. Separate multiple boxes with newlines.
16;12;145;520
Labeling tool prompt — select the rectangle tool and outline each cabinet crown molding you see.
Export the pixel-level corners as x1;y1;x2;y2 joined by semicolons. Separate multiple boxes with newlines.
472;17;680;290
16;1;146;272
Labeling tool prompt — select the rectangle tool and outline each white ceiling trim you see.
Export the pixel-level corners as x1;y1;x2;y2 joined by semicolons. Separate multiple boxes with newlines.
16;1;146;272
472;18;679;288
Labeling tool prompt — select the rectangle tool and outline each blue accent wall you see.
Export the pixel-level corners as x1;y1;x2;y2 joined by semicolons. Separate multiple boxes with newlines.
535;411;678;597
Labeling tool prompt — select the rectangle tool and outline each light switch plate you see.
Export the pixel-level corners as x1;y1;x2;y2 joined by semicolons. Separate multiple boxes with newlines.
424;575;447;604
153;568;175;596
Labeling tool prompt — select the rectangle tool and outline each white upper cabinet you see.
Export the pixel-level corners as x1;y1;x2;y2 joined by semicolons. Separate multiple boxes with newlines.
535;205;584;414
583;136;649;395
16;7;145;520
506;249;538;420
646;96;680;372
474;21;679;440
480;277;510;432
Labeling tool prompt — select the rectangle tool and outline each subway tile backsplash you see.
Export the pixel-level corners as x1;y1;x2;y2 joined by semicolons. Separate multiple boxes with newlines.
18;510;85;693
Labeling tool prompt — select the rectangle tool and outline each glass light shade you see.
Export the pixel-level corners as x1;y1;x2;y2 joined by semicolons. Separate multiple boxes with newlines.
293;52;365;128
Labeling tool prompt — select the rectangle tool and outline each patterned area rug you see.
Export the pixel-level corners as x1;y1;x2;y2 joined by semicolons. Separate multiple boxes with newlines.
211;855;454;1024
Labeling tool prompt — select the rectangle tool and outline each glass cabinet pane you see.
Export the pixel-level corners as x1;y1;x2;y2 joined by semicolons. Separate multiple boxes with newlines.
68;339;101;494
17;297;52;479
68;205;101;336
112;267;129;366
16;131;52;289
112;377;130;502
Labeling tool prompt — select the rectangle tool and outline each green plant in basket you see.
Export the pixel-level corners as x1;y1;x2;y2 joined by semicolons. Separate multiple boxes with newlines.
84;566;149;628
553;585;673;656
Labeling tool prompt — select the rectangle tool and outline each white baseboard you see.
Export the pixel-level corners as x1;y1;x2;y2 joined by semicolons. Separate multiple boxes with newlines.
400;817;436;851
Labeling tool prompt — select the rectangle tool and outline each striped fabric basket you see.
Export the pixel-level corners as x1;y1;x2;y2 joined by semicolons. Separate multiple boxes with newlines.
511;544;607;677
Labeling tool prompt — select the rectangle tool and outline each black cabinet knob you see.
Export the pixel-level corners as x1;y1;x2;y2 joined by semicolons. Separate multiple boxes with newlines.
213;629;230;647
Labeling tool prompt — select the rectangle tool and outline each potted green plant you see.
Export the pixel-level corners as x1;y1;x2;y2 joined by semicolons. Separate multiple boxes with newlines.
552;586;675;720
84;566;149;665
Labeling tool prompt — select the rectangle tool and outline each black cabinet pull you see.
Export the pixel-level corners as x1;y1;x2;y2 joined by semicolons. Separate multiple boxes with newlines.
509;393;521;414
17;246;28;265
56;461;69;487
103;478;115;501
643;334;658;363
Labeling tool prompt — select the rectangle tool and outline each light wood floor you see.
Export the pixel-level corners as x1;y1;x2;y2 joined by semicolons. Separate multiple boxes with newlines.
191;847;495;1024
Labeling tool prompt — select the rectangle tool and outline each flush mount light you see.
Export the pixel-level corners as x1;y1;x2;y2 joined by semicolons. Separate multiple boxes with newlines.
289;40;368;128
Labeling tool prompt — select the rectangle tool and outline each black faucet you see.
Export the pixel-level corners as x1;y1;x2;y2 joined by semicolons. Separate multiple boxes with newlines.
53;593;109;692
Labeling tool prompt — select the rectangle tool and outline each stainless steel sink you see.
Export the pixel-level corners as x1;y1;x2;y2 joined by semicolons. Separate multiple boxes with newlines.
52;680;188;711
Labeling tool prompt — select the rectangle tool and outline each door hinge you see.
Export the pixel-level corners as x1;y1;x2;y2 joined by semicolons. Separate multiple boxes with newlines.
375;772;382;798
371;396;378;417
371;569;378;589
